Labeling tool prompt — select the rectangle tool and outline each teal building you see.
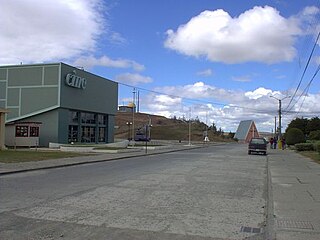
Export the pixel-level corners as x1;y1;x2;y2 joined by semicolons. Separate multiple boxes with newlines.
0;63;118;146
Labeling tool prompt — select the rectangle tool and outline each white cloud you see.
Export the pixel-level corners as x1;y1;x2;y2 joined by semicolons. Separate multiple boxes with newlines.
0;0;109;64
109;32;128;45
164;6;307;64
245;87;281;99
197;69;213;77
232;75;252;82
155;81;243;103
276;75;286;79
302;6;320;15
141;83;320;132
74;55;145;71
115;73;153;85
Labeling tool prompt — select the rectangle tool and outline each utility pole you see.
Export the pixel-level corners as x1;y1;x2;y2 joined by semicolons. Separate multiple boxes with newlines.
278;99;282;138
132;88;136;142
270;95;291;139
137;90;140;113
188;107;191;146
274;116;277;137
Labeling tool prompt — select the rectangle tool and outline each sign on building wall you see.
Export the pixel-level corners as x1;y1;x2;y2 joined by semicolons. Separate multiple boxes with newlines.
65;71;87;89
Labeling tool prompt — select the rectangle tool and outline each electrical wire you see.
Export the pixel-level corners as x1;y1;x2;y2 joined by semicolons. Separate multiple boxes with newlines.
296;64;320;113
283;62;320;115
285;30;320;111
118;82;279;115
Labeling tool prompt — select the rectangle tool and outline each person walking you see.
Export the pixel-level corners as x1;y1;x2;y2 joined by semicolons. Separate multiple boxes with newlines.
273;137;277;149
269;138;274;149
281;138;286;150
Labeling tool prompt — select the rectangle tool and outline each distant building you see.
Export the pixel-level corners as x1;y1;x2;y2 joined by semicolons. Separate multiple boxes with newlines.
118;102;136;113
234;120;259;143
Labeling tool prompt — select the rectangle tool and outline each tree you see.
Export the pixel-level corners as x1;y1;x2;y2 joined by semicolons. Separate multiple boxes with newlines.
286;128;306;145
211;122;217;133
286;118;308;135
306;117;320;135
309;130;320;140
228;131;235;139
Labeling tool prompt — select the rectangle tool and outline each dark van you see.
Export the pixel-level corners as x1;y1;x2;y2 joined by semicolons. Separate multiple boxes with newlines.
248;138;267;155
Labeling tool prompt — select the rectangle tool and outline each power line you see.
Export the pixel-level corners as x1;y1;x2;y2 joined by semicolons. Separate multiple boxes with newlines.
283;62;320;115
118;82;278;115
296;64;320;113
286;10;320;92
285;30;320;111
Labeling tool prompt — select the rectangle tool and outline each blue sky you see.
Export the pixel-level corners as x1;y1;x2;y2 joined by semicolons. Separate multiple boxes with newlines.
1;0;320;132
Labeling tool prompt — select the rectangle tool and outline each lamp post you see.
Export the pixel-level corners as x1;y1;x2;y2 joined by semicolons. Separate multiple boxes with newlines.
132;88;136;142
147;115;152;140
269;95;291;139
126;122;132;140
188;107;192;146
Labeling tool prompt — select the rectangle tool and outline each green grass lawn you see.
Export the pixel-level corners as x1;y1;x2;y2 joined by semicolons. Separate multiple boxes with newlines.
298;151;320;164
0;150;92;163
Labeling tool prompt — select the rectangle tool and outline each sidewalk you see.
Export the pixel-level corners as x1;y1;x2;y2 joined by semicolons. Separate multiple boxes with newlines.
0;144;207;175
268;149;320;240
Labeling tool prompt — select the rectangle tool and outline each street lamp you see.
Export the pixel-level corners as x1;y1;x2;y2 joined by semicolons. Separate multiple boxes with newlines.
126;122;132;140
269;95;291;139
147;115;152;140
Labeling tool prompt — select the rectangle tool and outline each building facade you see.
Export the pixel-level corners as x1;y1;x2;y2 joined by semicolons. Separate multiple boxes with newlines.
0;63;118;146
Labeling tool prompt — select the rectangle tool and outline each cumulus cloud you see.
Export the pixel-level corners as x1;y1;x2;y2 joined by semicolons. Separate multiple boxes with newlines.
142;83;320;132
0;0;108;64
164;5;311;64
154;81;242;103
197;69;213;77
74;55;145;71
115;73;153;85
245;87;280;99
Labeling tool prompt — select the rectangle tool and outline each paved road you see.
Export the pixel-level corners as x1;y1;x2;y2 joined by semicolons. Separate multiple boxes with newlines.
0;144;267;240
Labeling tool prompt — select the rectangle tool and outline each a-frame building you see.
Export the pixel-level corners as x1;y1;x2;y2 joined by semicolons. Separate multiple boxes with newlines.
234;120;259;143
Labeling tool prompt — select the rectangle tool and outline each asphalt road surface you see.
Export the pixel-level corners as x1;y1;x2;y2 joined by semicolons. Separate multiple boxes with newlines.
0;144;267;240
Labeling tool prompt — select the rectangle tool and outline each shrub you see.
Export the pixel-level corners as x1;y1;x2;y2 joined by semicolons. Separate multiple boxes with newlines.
309;130;320;140
286;128;306;145
314;142;320;154
295;143;314;151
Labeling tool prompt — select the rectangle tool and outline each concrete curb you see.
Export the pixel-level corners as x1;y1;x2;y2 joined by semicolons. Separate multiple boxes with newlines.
0;145;207;176
265;155;276;240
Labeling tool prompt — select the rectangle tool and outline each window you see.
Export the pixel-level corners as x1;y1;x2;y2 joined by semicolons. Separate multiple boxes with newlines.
98;114;107;125
81;112;96;124
68;125;78;143
16;126;28;137
250;138;266;144
30;127;39;137
81;126;96;143
98;127;105;142
69;111;79;124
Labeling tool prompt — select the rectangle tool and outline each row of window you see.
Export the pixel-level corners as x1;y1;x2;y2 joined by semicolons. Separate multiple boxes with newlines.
69;111;107;125
16;126;39;137
68;126;106;143
68;110;108;143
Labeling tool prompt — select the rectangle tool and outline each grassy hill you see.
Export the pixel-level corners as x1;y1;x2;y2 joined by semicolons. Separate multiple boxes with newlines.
115;112;233;142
